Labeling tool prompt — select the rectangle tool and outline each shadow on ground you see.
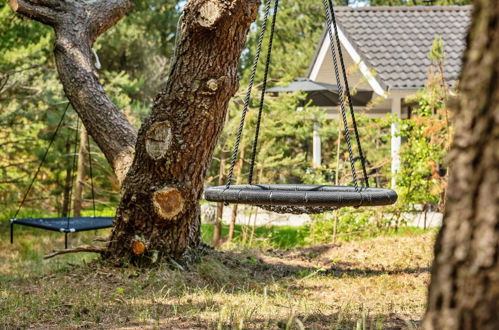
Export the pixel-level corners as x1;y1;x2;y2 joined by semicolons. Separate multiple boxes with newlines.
1;229;434;329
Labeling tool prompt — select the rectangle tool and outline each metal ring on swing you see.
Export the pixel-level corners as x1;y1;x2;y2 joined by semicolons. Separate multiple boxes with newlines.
204;184;398;214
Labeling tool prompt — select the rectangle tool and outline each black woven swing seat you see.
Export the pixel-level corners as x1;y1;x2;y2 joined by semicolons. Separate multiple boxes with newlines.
204;184;397;214
10;216;114;233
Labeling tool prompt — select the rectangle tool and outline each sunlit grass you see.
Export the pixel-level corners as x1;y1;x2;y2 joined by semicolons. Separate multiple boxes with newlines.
0;220;435;328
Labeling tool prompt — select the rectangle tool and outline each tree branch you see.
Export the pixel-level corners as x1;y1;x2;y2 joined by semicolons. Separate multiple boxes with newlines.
87;0;131;42
9;0;138;185
8;0;58;25
44;245;107;259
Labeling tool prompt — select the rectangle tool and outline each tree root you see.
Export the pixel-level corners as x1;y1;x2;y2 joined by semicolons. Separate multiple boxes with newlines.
44;245;107;259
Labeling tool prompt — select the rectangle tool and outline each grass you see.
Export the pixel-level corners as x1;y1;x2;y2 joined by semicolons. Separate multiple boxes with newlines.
202;223;429;250
0;220;436;328
202;223;311;249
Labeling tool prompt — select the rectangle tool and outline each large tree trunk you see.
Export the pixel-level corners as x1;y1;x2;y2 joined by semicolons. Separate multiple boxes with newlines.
9;0;259;263
423;1;499;329
108;1;258;263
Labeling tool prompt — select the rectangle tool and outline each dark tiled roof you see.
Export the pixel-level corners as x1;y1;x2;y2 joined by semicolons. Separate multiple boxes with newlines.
316;6;472;89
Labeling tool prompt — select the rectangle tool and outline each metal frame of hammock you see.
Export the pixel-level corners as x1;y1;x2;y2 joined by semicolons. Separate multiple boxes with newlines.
9;102;113;249
204;0;397;214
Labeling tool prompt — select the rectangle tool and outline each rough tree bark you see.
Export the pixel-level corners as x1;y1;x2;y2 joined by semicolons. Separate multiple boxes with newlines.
9;0;259;263
423;1;499;329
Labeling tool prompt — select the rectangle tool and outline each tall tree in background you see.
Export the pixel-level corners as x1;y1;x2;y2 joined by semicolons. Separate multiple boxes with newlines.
423;0;499;328
0;0;181;214
8;0;259;263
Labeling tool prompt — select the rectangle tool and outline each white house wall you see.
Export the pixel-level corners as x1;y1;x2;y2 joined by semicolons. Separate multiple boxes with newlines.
307;29;420;182
311;40;371;91
308;40;397;118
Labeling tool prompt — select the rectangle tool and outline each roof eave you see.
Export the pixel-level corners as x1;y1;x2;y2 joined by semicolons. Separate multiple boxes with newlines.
307;22;388;97
306;27;327;78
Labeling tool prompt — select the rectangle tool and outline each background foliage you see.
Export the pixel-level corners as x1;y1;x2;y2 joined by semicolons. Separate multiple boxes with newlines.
1;0;457;238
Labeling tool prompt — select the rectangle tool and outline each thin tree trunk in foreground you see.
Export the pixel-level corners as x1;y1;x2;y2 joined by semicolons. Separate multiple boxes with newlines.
228;204;238;243
423;1;499;328
228;145;245;243
9;0;259;263
213;202;224;246
61;140;72;217
73;127;88;217
212;150;226;246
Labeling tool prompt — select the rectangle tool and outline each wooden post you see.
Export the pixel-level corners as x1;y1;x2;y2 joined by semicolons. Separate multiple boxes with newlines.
228;143;245;243
212;149;226;246
61;140;73;217
73;126;88;217
313;121;321;168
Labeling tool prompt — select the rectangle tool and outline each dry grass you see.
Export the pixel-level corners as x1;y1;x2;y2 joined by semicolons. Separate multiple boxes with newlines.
0;225;435;329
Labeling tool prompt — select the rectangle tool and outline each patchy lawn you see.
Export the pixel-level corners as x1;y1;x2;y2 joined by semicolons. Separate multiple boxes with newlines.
0;224;435;329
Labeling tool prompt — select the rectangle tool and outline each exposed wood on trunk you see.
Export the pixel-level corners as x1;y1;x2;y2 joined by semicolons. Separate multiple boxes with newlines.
107;0;260;262
132;240;146;255
152;187;185;220
145;121;173;160
73;126;88;217
10;0;260;263
423;1;499;328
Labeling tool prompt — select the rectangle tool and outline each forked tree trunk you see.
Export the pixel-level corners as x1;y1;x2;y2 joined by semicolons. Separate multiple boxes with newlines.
9;0;259;263
423;1;499;328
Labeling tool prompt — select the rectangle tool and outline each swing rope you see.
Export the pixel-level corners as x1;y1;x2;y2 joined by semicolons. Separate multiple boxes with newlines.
87;134;97;217
13;102;71;220
226;0;369;190
322;0;359;190
226;0;273;188
66;117;80;229
12;102;98;220
248;0;279;184
204;1;398;213
325;0;369;187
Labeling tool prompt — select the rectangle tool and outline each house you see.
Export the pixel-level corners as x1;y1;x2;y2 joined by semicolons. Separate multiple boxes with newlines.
276;5;471;186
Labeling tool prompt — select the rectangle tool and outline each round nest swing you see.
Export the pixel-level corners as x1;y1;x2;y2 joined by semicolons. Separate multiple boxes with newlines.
204;0;397;214
205;184;397;214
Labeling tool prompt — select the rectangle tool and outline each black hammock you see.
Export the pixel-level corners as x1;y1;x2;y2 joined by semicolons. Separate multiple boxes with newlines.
9;102;113;248
204;0;397;214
